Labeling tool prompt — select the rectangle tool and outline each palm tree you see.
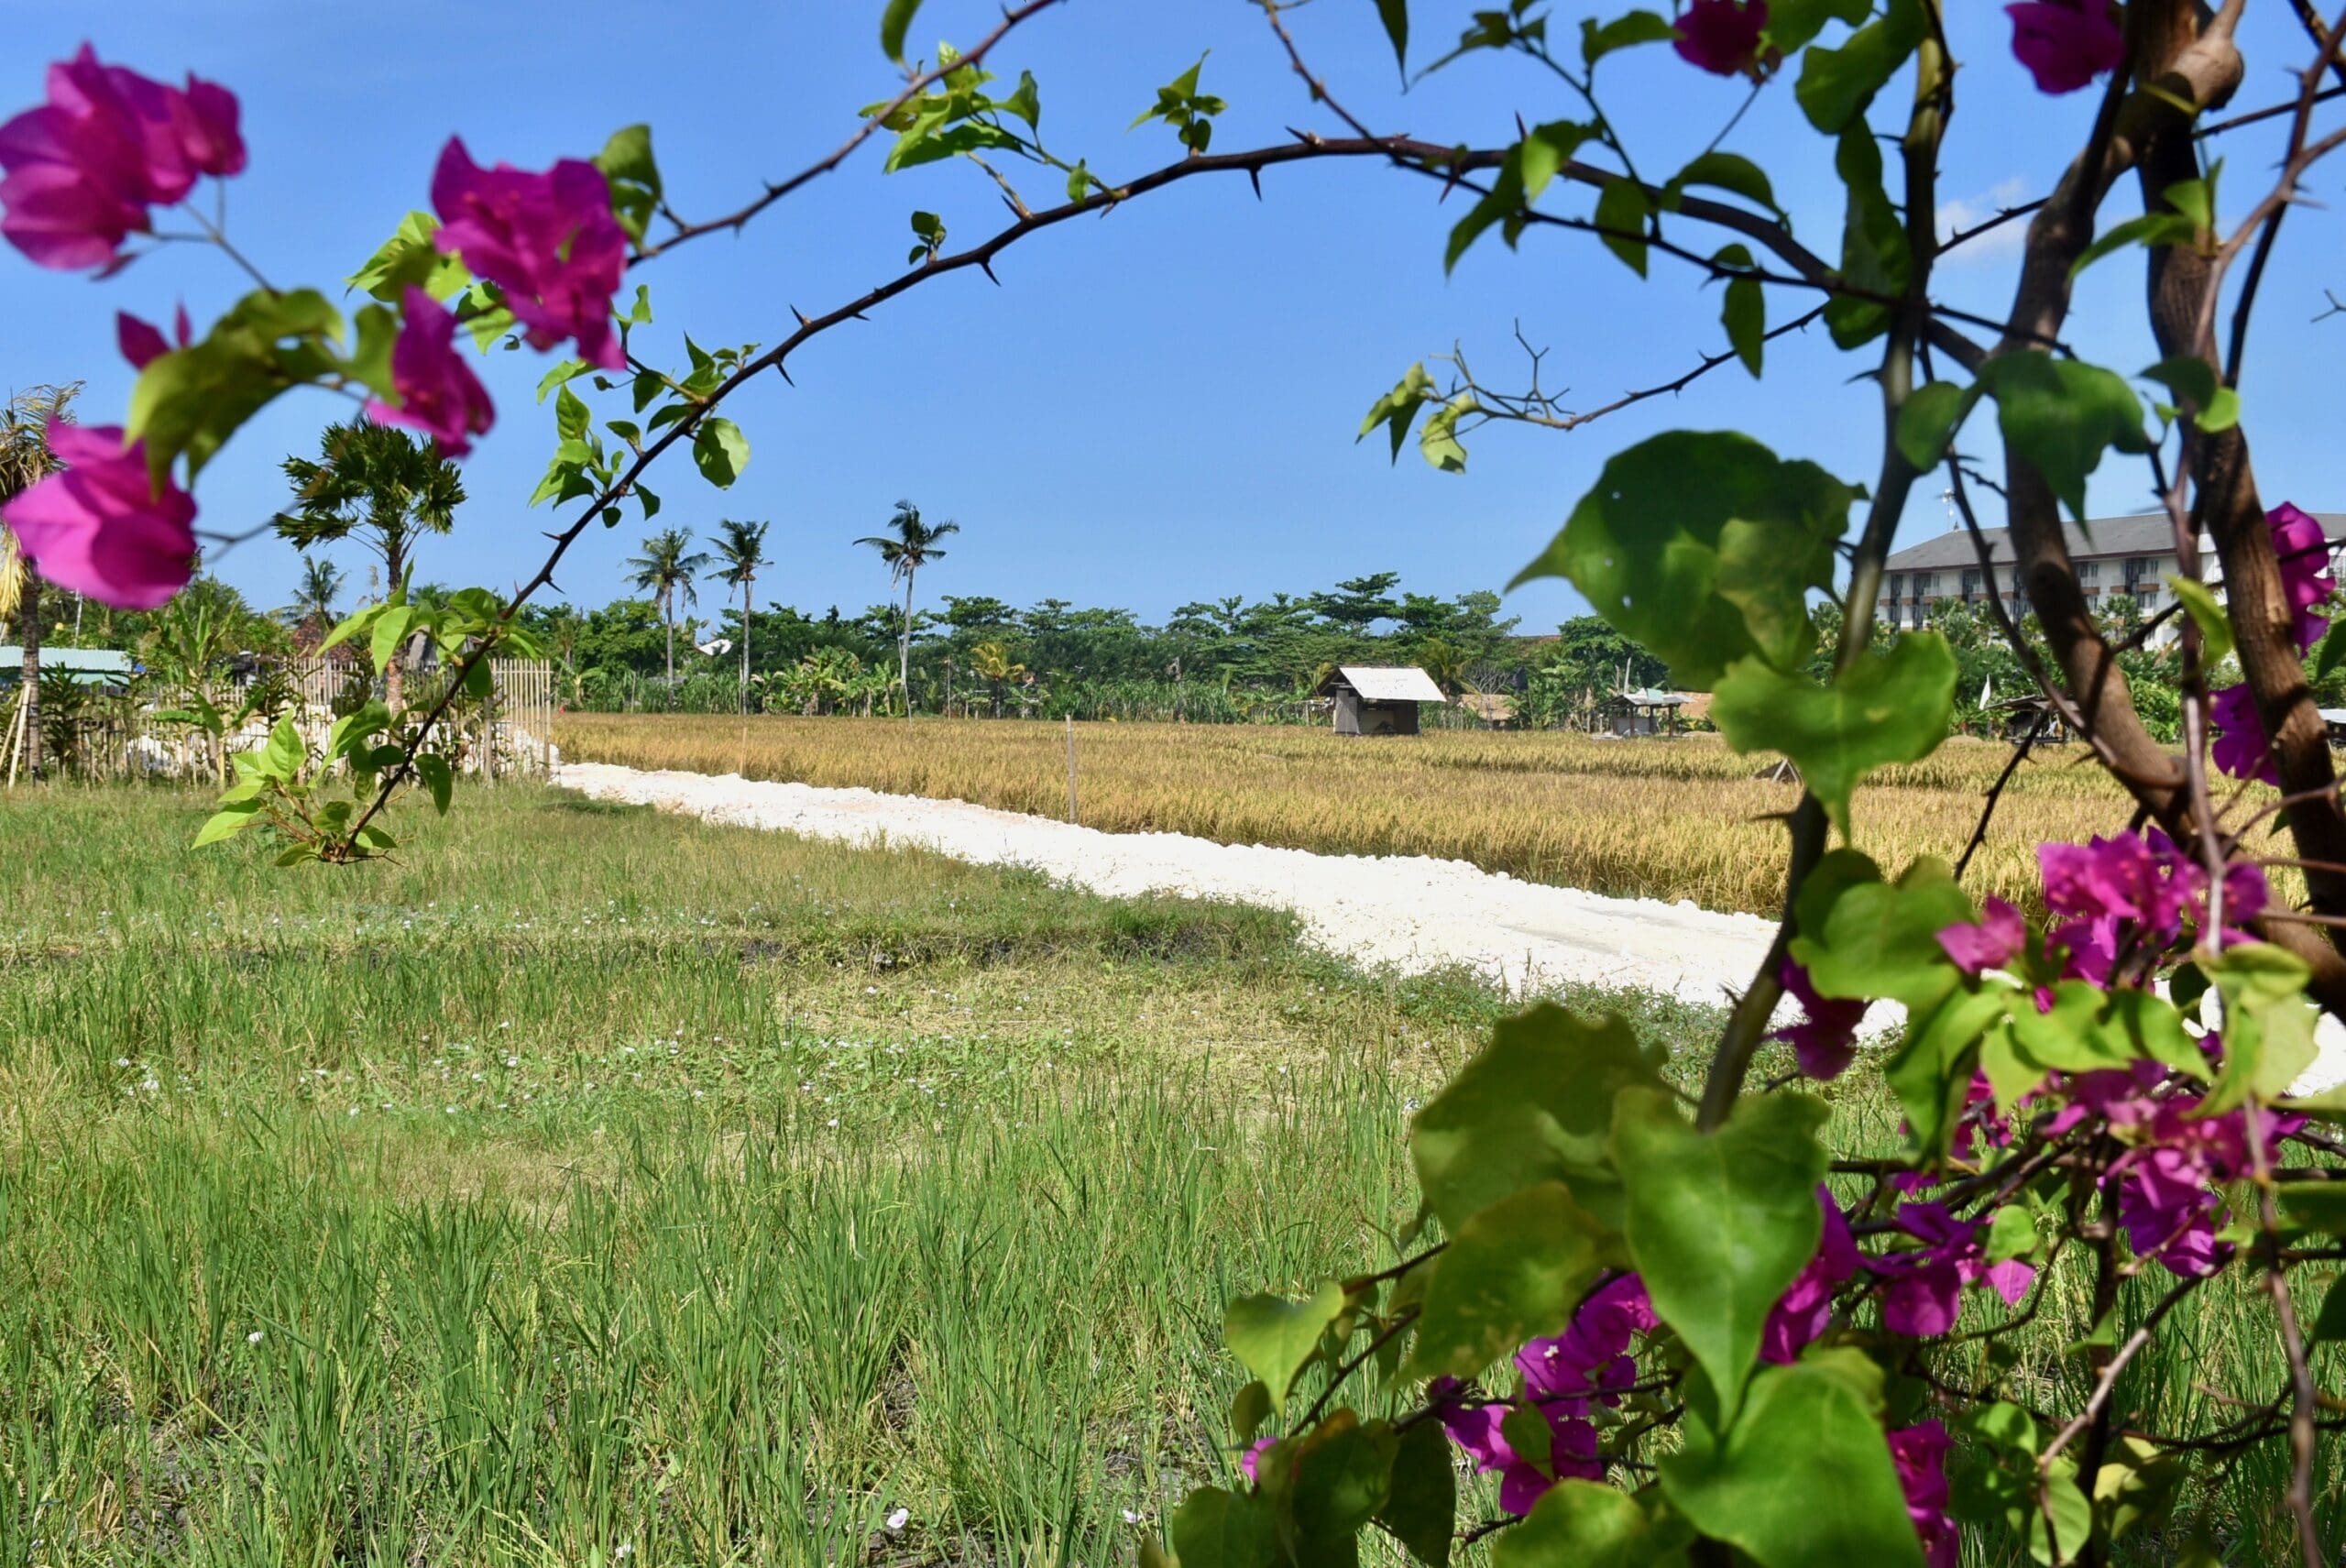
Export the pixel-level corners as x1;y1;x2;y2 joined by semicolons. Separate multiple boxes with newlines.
969;639;1027;718
710;518;771;713
278;418;464;707
623;526;711;692
854;499;958;719
2;384;79;780
1415;637;1480;699
280;555;345;638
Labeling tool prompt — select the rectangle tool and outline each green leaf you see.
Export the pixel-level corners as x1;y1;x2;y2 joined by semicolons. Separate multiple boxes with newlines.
1723;276;1764;377
1419;394;1474;474
594;124;663;244
127;289;346;487
555;384;592;443
1613;1091;1827;1407
1001;70;1041;129
1669;151;1782;221
1660;1359;1924;1568
2140;355;2240;433
1444;124;1597;272
1582;10;1678;66
1223;1283;1346;1407
1792;850;1972;1009
416;753;455;816
1376;1419;1454;1568
1407;1182;1610;1379
1894;381;1970;471
2313;1277;2346;1342
2165;576;2231;663
1824;121;1909;350
1359;363;1436;464
881;0;924;63
192;801;263;848
369;606;415;676
1983;1205;2040;1266
1594;178;1651;277
345;304;399;402
1409;1004;1665;1232
693;418;751;488
1712;634;1958;836
1794;0;1926;133
1513;431;1860;690
2069;206;2199;285
347;210;469;304
1167;1486;1275;1568
537;358;593;404
1975;355;2150;521
1767;0;1870;53
1494;1479;1673;1568
1287;1412;1396;1555
1374;0;1410;72
2205;942;2320;1112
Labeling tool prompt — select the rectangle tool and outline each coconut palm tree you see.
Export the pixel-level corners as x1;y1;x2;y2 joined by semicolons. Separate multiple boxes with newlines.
278;418;464;707
280;555;345;638
710;518;770;712
969;639;1027;718
853;499;957;720
2;384;79;780
623;526;711;692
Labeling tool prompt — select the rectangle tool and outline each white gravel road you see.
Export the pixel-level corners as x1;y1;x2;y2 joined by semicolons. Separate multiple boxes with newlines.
556;761;1781;1010
553;761;2346;1089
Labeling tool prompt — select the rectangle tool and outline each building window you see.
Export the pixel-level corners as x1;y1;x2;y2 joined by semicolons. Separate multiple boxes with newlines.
2078;560;2100;583
1913;572;1935;598
1961;568;1981;597
1889;572;1905;601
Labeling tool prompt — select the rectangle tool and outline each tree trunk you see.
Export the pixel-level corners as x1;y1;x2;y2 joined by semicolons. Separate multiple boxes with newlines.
899;569;915;723
17;575;38;779
382;539;407;711
740;580;751;713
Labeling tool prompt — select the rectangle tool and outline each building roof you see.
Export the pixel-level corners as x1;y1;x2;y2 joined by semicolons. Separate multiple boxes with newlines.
1884;511;2346;573
1323;665;1445;704
1614;686;1687;707
0;646;137;685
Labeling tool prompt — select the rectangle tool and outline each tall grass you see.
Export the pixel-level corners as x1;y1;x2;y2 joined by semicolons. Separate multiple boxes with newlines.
4;787;2331;1563
555;716;2152;917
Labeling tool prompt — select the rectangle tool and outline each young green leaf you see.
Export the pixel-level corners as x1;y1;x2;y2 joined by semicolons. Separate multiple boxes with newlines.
1493;1479;1676;1568
1581;9;1678;66
1612;1090;1828;1408
1376;1419;1455;1568
2164;575;2231;663
1713;637;1957;836
693;418;751;488
1374;0;1410;72
1223;1282;1347;1406
1794;0;1927;133
881;0;925;63
1894;380;1971;470
1167;1486;1276;1568
1406;1181;1610;1379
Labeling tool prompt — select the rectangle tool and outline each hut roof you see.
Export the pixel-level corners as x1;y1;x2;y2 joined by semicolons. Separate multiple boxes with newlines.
1613;686;1687;707
1321;665;1445;703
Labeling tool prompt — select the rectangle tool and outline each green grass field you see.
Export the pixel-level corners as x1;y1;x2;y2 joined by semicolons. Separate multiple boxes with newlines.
3;784;2336;1564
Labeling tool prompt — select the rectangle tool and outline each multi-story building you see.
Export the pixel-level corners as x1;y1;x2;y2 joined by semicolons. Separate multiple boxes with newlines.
1880;511;2346;641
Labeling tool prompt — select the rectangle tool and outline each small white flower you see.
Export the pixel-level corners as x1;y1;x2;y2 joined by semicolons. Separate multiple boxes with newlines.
115;1058;131;1069
884;1508;910;1533
827;1117;840;1128
613;1545;632;1562
247;1330;263;1345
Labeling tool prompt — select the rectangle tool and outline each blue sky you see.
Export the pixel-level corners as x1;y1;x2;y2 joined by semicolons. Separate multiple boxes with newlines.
6;3;2341;630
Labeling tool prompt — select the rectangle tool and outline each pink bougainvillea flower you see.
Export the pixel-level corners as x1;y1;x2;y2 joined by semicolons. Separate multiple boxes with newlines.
0;424;195;609
363;285;496;456
1435;1389;1601;1516
2209;682;2275;786
2268;501;2335;653
2005;1;2125;94
1937;896;2027;977
1761;1187;1858;1362
0;45;245;270
1771;957;1866;1080
115;302;191;369
1889;1420;1958;1568
1673;0;1769;75
1518;1275;1655;1408
1869;1201;2034;1336
430;137;628;370
1238;1434;1275;1483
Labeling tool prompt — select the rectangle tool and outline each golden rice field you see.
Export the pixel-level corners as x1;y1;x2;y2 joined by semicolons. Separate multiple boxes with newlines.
554;715;2159;917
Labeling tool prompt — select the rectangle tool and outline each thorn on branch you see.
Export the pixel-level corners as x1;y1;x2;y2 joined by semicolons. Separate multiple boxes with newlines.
1248;167;1263;202
981;258;1003;286
792;305;811;327
773;362;795;386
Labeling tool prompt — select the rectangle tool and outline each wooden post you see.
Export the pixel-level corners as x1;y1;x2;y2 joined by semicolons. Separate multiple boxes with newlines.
4;682;27;787
1065;714;1079;825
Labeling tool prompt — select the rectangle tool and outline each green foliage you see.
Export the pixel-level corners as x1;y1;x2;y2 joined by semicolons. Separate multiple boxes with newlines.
1494;1480;1687;1567
1794;0;1926;134
594;124;663;244
1409;1005;1664;1234
1408;1181;1610;1379
1972;356;2150;521
1223;1283;1348;1406
1131;56;1226;154
1514;432;1859;689
128;290;354;487
1712;633;1958;835
1613;1091;1828;1404
1660;1354;1924;1568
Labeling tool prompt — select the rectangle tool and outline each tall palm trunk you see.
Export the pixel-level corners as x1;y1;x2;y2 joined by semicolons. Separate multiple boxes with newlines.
740;579;751;714
899;567;915;722
663;588;676;702
16;575;38;779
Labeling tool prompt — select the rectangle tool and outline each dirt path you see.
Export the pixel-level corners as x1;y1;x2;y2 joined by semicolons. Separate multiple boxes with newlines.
554;761;2346;1090
556;761;1782;1011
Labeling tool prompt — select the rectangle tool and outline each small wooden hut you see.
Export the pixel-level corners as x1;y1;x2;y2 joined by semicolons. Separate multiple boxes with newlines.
1602;686;1687;737
1318;665;1445;736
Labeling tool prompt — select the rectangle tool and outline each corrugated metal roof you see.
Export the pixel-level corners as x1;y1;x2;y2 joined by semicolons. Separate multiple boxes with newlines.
0;647;137;685
1885;511;2346;573
1331;665;1445;704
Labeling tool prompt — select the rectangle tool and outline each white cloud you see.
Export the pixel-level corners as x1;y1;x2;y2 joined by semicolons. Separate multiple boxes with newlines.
1936;177;2034;268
